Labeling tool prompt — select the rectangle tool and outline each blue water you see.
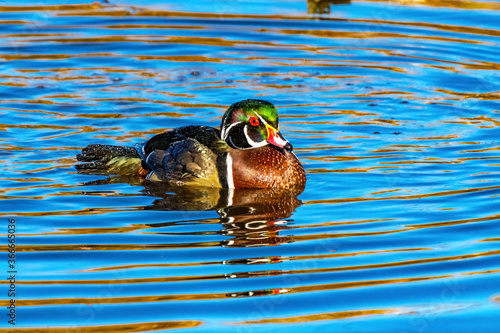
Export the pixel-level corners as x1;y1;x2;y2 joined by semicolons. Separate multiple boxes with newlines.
1;0;500;332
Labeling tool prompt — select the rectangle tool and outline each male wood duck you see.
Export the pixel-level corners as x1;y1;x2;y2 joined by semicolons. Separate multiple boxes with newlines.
76;99;306;189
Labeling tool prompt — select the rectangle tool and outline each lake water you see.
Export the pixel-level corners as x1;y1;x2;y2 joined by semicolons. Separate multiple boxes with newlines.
1;0;500;332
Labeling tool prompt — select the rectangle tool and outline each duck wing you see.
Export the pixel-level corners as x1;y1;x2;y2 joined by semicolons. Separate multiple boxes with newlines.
145;137;222;187
142;125;228;157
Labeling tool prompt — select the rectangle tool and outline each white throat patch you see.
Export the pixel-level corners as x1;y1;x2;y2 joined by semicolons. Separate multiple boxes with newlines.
226;153;235;188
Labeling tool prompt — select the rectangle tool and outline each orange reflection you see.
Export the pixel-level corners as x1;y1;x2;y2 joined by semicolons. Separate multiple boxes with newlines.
232;308;399;325
362;0;500;11
0;320;201;332
305;185;500;205
0;274;453;307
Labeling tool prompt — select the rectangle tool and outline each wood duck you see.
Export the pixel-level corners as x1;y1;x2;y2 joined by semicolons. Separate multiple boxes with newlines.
77;99;306;189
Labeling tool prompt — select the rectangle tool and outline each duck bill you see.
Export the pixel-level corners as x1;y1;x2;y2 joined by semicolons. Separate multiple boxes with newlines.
266;125;293;151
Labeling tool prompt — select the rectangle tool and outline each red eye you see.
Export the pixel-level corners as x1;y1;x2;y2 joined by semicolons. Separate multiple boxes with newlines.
249;117;260;126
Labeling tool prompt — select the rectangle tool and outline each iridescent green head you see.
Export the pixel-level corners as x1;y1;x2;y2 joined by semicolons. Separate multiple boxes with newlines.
220;99;292;151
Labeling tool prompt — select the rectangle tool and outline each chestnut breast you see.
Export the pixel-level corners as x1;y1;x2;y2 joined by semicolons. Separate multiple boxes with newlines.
229;145;306;189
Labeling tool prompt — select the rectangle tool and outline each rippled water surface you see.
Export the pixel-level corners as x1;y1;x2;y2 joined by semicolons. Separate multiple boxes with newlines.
1;0;500;331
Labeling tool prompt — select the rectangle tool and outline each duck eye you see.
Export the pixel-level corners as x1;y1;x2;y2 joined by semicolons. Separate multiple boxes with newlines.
249;117;260;126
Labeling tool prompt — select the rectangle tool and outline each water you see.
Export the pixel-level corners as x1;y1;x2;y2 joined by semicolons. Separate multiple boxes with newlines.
1;0;500;331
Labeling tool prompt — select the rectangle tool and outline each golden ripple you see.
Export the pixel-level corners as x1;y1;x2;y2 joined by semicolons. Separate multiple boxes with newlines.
291;213;500;245
107;24;204;30
12;249;496;286
0;177;54;182
50;7;500;45
1;206;145;217
288;249;500;277
411;134;460;140
480;237;500;242
381;156;500;166
231;308;401;325
0;123;107;131
340;17;500;38
462;268;500;276
29;35;284;49
0;52;115;61
0;20;30;24
364;0;500;11
0;82;28;87
435;89;500;100
75;247;428;273
0;274;455;307
24;224;147;237
77;261;218;272
305;185;500;205
0;240;218;252
0;4;102;12
297;145;352;151
0;320;202;333
369;148;424;153
4;32;76;38
303;154;405;162
307;166;393;173
387;144;446;148
0;182;75;196
10;4;500;38
445;116;500;130
370;189;403;195
135;55;228;63
260;28;488;45
339;136;372;139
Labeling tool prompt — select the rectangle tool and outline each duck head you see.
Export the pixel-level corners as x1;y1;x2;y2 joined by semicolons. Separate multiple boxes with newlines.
220;99;293;151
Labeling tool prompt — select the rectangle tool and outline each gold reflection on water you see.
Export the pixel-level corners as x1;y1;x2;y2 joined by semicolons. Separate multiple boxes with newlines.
0;4;102;12
27;35;283;49
0;320;202;333
107;24;204;30
260;28;486;45
232;308;398;325
3;3;499;39
364;0;500;11
435;89;500;100
443;115;500;129
0;20;29;24
480;237;500;242
0;274;453;307
305;185;500;205
3;267;498;306
13;248;497;287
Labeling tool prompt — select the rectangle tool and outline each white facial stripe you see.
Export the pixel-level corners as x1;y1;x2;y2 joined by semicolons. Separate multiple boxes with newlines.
226;153;234;188
244;125;267;148
222;121;243;140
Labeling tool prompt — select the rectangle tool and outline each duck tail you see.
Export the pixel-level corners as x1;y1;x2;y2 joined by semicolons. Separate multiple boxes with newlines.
76;144;142;176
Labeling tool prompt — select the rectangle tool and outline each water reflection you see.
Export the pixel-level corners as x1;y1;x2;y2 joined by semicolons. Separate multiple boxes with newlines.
307;0;351;14
142;182;304;248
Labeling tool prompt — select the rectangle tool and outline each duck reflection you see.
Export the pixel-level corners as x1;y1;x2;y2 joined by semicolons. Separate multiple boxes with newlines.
142;182;304;248
307;0;351;14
